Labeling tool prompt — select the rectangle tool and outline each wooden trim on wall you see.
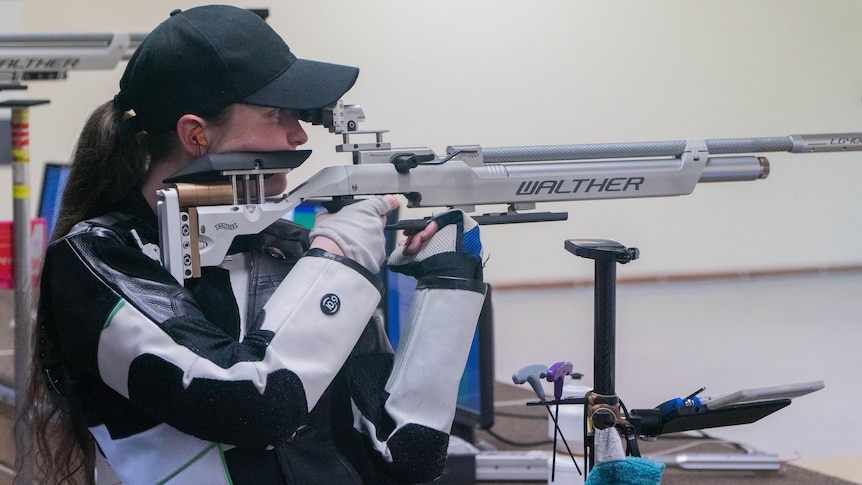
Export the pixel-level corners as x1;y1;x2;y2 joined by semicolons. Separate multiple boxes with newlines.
490;264;862;292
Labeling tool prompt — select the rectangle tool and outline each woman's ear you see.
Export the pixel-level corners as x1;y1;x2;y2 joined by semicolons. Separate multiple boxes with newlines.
176;115;209;157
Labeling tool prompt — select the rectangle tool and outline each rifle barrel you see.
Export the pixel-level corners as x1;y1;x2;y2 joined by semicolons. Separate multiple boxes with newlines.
482;133;862;164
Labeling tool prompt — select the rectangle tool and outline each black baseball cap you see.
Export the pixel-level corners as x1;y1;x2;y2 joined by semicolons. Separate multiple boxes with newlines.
114;5;359;133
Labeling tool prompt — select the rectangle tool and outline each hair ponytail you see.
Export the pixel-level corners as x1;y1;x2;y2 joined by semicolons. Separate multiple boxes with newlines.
52;100;149;240
19;101;152;484
21;99;208;484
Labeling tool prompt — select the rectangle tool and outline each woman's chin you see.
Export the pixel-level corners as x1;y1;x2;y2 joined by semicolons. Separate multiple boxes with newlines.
265;174;288;196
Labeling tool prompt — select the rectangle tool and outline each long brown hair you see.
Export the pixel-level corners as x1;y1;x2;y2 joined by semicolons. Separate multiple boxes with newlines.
18;100;171;484
52;101;170;240
19;99;232;484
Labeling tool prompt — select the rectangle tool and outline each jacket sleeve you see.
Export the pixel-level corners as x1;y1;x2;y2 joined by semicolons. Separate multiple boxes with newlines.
348;276;487;483
45;225;383;448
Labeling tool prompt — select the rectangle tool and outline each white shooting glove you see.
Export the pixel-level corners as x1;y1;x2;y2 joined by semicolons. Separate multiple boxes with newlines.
309;196;395;274
387;209;483;280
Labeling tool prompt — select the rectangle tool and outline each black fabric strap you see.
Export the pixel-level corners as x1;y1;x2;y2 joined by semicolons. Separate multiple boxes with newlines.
416;275;488;295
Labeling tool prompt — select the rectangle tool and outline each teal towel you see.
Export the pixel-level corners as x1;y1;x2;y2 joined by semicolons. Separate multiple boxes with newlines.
584;457;665;485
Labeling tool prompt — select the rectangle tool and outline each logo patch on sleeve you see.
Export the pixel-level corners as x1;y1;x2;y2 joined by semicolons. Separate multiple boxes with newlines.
320;294;341;315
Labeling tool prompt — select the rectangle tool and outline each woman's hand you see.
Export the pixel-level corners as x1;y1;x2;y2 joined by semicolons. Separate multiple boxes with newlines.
387;210;483;280
399;220;439;256
309;195;399;273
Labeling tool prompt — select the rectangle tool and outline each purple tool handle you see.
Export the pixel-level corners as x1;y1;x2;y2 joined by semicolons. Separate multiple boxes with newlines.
546;361;574;400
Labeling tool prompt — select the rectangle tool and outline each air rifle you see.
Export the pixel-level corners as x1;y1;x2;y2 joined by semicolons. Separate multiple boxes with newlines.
0;33;145;88
155;101;862;282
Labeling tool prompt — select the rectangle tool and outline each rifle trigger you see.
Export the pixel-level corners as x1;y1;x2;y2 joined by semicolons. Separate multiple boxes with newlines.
386;218;431;231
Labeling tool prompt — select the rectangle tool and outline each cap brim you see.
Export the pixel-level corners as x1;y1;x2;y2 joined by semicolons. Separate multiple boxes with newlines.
242;58;359;110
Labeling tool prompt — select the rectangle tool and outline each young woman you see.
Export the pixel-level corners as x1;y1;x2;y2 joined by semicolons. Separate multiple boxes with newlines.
23;5;486;484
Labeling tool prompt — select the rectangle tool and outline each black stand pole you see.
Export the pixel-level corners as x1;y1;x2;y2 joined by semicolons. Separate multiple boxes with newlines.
565;239;639;472
594;253;617;396
565;239;638;395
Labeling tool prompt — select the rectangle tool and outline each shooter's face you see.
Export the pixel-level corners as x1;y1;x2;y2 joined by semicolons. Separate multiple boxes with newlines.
207;104;309;196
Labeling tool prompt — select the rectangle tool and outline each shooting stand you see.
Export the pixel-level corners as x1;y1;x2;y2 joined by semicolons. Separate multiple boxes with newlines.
565;239;642;473
563;239;794;476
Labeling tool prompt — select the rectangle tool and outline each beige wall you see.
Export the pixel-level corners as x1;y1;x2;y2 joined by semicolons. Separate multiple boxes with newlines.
2;0;861;284
0;0;20;33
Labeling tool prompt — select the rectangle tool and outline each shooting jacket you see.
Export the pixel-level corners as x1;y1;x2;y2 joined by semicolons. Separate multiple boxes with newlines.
37;192;450;485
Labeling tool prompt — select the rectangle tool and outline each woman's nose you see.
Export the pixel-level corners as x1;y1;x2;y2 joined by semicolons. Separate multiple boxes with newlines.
287;118;309;149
